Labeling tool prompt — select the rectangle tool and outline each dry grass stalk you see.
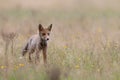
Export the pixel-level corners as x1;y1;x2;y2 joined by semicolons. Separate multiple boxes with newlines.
0;30;10;80
0;30;17;80
9;32;17;55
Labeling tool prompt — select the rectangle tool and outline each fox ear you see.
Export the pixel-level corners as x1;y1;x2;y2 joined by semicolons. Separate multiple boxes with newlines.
38;24;44;32
48;24;52;31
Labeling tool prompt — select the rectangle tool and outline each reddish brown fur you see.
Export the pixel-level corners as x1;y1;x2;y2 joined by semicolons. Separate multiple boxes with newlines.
22;24;52;64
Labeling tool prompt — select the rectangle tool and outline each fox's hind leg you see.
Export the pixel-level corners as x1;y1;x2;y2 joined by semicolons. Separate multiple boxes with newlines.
29;53;32;62
28;49;34;62
35;50;41;64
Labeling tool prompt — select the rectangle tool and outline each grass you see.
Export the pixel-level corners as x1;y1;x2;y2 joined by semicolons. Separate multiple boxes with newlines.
1;30;120;80
0;1;120;80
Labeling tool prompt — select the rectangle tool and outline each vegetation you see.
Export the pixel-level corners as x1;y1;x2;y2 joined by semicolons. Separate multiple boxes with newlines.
0;0;120;80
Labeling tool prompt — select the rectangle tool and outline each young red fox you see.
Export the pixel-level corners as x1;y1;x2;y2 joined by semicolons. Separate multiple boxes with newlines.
22;24;52;64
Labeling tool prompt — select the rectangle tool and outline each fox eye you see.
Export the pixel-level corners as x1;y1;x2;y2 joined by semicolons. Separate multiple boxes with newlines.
48;33;50;35
42;33;46;36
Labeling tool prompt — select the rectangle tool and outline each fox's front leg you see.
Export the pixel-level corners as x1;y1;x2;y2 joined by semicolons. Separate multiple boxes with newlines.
43;47;47;64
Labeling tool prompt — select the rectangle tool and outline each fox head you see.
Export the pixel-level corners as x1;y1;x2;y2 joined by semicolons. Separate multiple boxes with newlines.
38;24;52;41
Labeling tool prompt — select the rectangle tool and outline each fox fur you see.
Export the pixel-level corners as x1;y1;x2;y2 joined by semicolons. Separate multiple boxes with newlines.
22;24;52;64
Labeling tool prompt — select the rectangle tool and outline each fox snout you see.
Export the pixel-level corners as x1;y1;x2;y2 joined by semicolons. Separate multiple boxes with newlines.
47;38;49;40
41;36;50;41
40;32;50;41
45;36;50;41
43;36;49;41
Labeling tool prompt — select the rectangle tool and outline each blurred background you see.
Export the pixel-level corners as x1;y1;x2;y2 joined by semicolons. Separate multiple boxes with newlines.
0;0;120;80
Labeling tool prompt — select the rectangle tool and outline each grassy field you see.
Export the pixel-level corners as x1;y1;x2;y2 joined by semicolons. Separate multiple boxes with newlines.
0;0;120;80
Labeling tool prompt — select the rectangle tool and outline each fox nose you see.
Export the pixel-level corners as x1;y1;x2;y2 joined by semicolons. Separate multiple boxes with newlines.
47;38;49;40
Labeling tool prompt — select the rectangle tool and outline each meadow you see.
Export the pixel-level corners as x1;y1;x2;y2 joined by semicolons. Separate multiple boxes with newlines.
0;0;120;80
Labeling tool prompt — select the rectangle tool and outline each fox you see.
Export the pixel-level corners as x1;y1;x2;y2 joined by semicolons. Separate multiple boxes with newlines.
22;24;52;64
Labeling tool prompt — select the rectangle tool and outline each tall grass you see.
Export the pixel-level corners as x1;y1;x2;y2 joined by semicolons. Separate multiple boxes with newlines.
0;0;120;80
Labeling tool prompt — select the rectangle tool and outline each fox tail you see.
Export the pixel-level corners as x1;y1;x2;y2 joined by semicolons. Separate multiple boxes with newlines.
22;42;29;56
